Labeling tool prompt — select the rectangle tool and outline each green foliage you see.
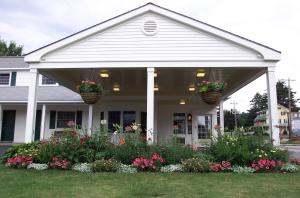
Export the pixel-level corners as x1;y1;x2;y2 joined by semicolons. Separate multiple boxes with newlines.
232;166;255;174
280;163;299;173
210;134;289;166
1;142;40;163
76;80;103;94
91;159;120;172
0;39;23;56
181;158;210;172
159;144;197;165
199;81;225;93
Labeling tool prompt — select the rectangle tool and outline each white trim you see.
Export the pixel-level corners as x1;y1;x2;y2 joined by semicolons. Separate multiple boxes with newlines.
0;68;28;71
88;105;93;135
219;100;224;130
30;61;277;69
25;3;280;63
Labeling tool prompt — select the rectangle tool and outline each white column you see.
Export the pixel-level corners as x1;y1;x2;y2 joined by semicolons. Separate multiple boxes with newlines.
212;109;218;139
147;67;155;144
219;100;224;130
266;66;280;146
88;104;93;135
40;104;46;140
25;68;38;143
0;104;2;139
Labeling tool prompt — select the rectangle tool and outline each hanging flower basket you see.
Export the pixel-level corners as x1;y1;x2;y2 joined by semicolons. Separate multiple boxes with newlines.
80;92;100;104
199;81;225;105
201;91;222;105
77;80;103;104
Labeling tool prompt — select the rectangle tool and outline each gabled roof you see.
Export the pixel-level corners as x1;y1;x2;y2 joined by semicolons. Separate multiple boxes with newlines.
25;2;281;62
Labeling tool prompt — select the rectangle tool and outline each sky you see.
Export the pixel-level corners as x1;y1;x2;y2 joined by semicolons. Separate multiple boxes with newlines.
0;0;299;112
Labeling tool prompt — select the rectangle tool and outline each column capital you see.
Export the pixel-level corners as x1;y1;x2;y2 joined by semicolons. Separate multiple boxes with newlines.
267;66;276;72
29;68;38;73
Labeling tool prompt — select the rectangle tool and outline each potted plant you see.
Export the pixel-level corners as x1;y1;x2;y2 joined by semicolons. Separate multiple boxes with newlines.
76;80;103;104
199;81;225;104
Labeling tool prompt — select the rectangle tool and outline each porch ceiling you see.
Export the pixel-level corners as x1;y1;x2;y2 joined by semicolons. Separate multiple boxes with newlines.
40;67;265;103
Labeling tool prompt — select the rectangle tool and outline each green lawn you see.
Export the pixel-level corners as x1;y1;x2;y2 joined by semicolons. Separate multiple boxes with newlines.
0;165;299;198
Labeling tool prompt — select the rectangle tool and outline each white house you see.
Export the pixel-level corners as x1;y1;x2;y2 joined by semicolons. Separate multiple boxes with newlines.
0;3;281;146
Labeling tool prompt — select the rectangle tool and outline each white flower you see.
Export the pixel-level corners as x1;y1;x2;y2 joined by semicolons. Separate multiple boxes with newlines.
132;125;138;130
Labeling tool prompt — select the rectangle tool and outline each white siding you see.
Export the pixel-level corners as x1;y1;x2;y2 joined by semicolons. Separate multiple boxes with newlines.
44;12;260;62
15;71;32;86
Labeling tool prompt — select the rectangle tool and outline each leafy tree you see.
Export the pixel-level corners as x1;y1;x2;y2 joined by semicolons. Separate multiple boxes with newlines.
0;39;23;56
276;80;299;111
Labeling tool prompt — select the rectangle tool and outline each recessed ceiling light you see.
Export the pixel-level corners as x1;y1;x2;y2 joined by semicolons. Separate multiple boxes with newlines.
113;87;120;92
189;87;196;91
100;73;109;78
179;99;186;105
196;72;205;77
154;86;159;91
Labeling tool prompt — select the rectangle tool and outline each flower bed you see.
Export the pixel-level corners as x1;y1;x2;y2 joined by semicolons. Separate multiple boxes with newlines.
1;126;297;175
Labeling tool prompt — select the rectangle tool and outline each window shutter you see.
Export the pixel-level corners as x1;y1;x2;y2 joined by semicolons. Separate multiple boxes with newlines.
10;72;17;86
49;111;56;129
76;111;83;128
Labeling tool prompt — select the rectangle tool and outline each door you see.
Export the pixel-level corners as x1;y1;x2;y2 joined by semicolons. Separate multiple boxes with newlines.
1;110;16;142
193;114;212;147
34;110;42;141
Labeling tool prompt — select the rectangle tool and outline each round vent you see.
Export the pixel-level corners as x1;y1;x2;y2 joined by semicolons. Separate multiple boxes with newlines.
142;20;158;36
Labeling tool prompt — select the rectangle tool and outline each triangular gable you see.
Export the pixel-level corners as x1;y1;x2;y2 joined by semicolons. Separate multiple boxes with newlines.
25;3;280;62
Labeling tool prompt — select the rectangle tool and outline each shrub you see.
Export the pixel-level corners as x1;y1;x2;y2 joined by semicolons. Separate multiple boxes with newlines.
209;161;232;172
160;145;197;165
48;157;70;170
76;80;103;94
251;147;288;162
290;158;300;165
117;164;137;173
27;163;48;170
251;159;284;172
72;163;92;173
5;155;33;168
160;164;183;173
181;158;210;173
132;153;165;172
280;163;299;173
1;142;39;163
91;159;120;172
232;166;255;174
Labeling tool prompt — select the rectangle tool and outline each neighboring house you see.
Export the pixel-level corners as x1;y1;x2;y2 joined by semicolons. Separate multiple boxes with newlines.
255;104;289;134
0;3;281;146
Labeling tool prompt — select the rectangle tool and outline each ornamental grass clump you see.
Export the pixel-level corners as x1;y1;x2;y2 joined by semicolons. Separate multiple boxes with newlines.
91;159;120;172
181;158;210;173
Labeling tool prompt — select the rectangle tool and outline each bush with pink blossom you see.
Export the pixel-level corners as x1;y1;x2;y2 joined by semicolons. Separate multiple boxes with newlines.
209;161;232;172
48;157;70;170
132;153;165;172
251;159;285;172
5;155;33;168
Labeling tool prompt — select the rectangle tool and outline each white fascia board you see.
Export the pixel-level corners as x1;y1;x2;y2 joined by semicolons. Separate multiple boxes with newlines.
25;3;280;63
31;60;277;69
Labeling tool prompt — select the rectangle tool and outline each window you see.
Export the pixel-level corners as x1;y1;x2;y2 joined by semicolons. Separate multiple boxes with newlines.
0;73;10;85
123;111;136;128
56;111;76;128
173;113;186;134
108;111;121;132
42;75;56;85
196;115;212;139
